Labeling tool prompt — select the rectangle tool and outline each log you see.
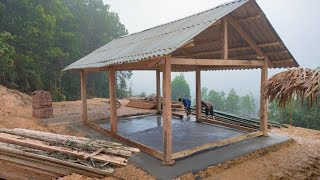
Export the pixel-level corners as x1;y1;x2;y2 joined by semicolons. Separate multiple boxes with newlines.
0;133;128;166
0;128;138;156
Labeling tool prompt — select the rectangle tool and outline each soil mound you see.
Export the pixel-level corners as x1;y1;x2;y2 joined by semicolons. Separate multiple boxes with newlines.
0;85;31;109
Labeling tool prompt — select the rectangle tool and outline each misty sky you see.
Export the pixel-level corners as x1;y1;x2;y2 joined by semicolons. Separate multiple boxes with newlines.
103;0;320;99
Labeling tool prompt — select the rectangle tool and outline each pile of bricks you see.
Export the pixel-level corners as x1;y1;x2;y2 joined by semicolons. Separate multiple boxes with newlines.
32;91;53;118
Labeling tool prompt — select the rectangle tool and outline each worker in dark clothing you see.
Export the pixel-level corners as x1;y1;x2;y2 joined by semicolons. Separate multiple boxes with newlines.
201;101;214;119
179;97;191;116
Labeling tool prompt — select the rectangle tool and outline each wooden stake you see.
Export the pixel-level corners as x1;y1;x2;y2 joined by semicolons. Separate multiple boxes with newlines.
223;19;228;59
156;70;161;113
162;57;174;165
290;97;293;128
260;58;268;136
196;69;201;122
108;70;117;134
80;71;88;123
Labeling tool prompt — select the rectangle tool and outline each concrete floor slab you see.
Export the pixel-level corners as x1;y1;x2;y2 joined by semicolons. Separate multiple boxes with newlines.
98;115;247;152
129;132;291;180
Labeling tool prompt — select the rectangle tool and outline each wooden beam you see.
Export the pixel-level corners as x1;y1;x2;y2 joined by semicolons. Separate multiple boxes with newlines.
260;58;268;136
162;57;174;165
196;69;201;122
272;59;293;64
85;121;164;161
170;58;264;67
172;131;263;159
227;16;264;56
193;42;281;57
156;70;161;113
80;71;88;123
223;19;228;59
236;14;262;23
200;118;257;132
181;40;195;48
108;70;117;134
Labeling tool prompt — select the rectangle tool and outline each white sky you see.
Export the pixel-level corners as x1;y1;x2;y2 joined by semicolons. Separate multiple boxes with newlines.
103;0;320;99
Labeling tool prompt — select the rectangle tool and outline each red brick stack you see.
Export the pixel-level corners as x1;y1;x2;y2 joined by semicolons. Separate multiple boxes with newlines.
32;91;53;118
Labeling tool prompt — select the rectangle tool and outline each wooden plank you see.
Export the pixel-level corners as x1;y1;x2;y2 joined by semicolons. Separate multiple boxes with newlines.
0;146;112;178
200;118;257;132
170;58;264;67
85;121;163;160
162;57;174;164
84;148;105;159
0;133;127;166
108;69;118;134
260;58;269;136
223;19;228;59
172;131;263;159
80;71;88;123
156;70;161;113
196;69;201;122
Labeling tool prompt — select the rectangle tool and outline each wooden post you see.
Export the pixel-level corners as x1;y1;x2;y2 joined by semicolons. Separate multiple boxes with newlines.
196;69;201;122
108;70;117;134
156;70;161;113
223;19;228;59
260;58;268;136
162;58;174;165
80;71;88;123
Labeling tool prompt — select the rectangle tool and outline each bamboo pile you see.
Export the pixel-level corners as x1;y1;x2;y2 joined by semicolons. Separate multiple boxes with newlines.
32;91;53;118
264;68;320;108
0;128;139;179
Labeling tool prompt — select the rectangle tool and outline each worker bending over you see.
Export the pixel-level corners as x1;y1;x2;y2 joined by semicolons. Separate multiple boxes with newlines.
201;101;214;119
179;97;191;116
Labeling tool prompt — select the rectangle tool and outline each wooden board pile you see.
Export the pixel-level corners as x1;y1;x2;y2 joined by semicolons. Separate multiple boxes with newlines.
32;91;53;118
0;128;139;179
126;96;184;110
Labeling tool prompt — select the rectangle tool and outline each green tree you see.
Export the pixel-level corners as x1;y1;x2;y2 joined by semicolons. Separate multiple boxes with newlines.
207;89;225;111
0;0;131;101
239;93;256;117
201;87;209;101
225;88;240;114
171;74;191;101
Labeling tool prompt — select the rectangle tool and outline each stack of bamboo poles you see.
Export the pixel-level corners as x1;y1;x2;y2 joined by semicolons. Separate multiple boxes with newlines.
0;128;139;179
32;91;53;118
190;107;282;131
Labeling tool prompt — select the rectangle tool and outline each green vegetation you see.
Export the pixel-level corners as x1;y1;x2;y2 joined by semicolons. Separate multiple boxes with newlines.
171;74;191;101
269;98;320;130
0;0;131;101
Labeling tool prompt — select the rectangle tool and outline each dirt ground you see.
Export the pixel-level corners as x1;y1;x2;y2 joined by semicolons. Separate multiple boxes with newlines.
0;85;319;180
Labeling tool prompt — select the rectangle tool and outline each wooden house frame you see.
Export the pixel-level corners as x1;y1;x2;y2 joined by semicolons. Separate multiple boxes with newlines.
64;0;299;164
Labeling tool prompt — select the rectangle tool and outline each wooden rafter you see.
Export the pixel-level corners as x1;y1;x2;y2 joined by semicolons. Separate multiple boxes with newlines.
223;19;228;59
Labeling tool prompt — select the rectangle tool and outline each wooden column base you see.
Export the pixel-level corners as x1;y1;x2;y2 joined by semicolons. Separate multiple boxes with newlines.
161;160;175;166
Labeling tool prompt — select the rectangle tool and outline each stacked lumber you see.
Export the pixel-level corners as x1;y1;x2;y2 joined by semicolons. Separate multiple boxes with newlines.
32;91;53;118
126;97;184;110
0;128;139;179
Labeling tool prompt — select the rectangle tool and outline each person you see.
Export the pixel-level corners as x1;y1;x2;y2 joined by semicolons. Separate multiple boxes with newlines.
179;97;191;116
201;101;214;119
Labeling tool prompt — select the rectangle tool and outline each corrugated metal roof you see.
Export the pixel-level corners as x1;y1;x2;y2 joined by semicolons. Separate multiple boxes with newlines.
64;0;250;71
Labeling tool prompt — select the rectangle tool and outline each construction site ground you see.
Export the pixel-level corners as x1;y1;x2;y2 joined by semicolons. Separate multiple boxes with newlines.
0;85;320;180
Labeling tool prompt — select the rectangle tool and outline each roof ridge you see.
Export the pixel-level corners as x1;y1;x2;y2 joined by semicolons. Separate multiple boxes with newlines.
119;0;246;39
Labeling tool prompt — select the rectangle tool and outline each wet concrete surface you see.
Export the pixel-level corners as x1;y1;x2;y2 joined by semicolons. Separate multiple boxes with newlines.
130;132;291;180
98;115;246;152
